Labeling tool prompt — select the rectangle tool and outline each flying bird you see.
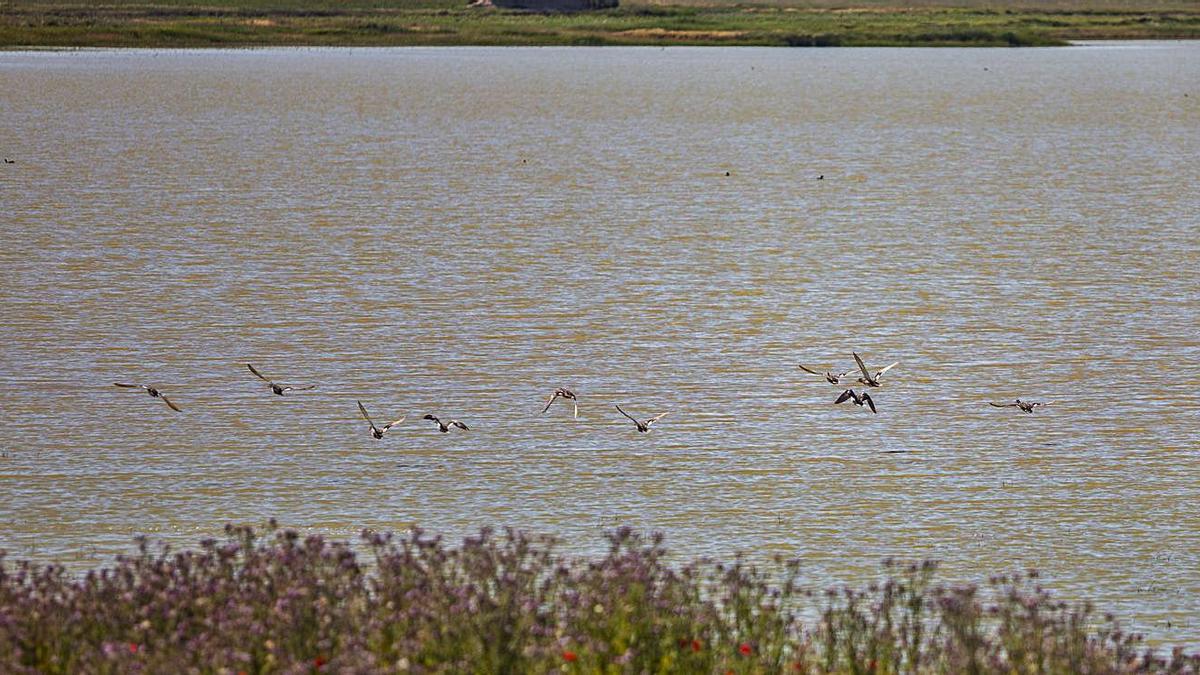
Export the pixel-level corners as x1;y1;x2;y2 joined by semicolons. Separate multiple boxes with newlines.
614;404;668;433
357;401;405;439
423;414;468;433
798;364;854;385
835;388;877;414
113;382;182;412
990;399;1048;414
246;363;315;396
853;352;899;388
541;388;578;418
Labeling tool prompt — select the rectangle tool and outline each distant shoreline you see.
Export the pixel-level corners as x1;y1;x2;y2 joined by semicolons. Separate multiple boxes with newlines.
3;0;1199;49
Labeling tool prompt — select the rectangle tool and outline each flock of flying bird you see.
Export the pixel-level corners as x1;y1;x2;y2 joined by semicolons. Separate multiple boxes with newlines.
797;351;899;414
116;364;475;436
112;354;1046;439
112;364;668;437
796;351;1048;415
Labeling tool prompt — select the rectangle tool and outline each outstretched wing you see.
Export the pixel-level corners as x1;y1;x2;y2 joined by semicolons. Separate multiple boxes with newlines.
357;400;377;428
286;385;316;392
614;404;639;424
450;420;469;431
246;363;271;383
875;361;899;378
383;416;406;431
113;382;141;389
541;392;557;414
646;412;668;426
862;393;877;414
834;390;854;405
797;364;822;376
989;401;1016;408
852;352;872;381
160;395;182;412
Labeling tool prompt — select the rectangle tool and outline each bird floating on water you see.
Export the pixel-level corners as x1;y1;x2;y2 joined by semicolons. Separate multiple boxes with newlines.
423;414;468;433
798;364;854;385
614;404;667;433
357;401;405;439
853;352;898;388
246;363;315;396
990;399;1048;414
835;388;876;414
541;388;578;418
113;382;182;412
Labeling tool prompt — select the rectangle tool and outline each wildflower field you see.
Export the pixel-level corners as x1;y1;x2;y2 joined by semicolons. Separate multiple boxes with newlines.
0;524;1196;673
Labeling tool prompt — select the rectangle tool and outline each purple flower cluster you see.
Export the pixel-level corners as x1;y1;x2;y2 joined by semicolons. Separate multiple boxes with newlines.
0;525;1195;673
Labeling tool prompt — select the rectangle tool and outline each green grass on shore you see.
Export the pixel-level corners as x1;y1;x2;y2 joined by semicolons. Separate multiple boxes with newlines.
2;0;1199;47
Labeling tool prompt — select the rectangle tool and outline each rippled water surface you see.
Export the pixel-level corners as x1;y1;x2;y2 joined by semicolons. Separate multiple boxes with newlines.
1;44;1198;644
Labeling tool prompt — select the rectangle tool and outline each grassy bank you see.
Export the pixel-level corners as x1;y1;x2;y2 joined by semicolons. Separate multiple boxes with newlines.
2;0;1200;48
1;524;1196;673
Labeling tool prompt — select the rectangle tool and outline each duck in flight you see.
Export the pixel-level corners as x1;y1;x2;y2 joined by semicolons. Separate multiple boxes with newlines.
798;364;854;385
615;404;668;433
113;382;182;412
990;399;1048;414
541;388;578;418
853;352;899;388
835;388;876;414
423;414;468;433
246;363;315;396
357;401;405;439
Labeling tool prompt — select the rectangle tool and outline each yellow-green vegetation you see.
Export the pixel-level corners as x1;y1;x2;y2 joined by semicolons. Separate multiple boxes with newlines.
1;0;1198;47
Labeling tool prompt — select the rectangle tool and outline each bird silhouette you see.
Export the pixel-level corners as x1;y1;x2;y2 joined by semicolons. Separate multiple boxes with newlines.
423;414;468;433
614;404;668;433
798;364;854;385
541;388;578;418
835;388;876;414
989;399;1048;414
357;401;405;439
853;352;899;388
113;383;182;412
246;363;315;396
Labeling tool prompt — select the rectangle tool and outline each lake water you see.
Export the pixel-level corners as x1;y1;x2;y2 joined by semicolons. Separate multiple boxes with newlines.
1;43;1198;646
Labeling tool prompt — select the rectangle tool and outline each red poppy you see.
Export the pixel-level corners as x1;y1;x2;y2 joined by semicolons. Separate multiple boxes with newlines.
314;655;327;669
739;643;752;656
128;643;138;654
562;650;578;662
691;639;702;652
